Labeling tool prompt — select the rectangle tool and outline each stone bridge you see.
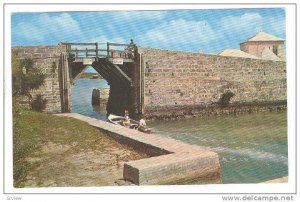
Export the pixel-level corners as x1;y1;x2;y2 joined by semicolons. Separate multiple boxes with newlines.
12;41;287;119
59;40;143;117
13;40;144;118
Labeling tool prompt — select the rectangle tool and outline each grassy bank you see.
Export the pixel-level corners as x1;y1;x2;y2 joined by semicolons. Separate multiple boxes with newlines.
13;107;148;187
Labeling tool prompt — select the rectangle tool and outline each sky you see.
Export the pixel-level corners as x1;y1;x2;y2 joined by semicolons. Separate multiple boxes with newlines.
12;8;285;54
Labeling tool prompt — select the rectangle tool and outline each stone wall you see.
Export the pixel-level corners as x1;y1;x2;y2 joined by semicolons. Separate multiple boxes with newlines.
12;45;287;117
240;41;285;60
12;45;65;113
138;47;287;118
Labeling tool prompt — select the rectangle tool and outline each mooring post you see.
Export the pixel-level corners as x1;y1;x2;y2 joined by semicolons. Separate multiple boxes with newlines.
95;42;98;58
60;52;71;113
107;42;110;57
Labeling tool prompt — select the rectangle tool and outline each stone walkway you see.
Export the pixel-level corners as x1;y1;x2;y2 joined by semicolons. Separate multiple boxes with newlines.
262;176;288;183
55;113;222;185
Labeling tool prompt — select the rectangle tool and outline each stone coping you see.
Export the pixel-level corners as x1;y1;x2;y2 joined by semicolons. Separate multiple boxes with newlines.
261;176;288;183
55;113;222;185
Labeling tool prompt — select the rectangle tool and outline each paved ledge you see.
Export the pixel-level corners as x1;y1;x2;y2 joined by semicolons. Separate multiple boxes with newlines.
55;113;222;185
144;102;287;120
261;176;288;183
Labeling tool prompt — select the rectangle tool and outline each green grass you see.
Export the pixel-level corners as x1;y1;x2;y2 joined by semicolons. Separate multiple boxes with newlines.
13;107;145;187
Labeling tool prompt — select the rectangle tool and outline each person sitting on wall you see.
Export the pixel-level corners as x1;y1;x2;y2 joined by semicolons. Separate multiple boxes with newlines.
123;109;130;127
134;115;146;130
139;116;146;127
124;109;129;117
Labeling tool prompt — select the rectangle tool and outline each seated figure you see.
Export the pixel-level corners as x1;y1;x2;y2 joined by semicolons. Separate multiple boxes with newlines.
123;109;130;127
139;117;146;126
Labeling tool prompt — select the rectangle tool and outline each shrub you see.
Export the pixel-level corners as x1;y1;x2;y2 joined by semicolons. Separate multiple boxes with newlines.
12;51;46;105
30;94;47;112
218;91;235;108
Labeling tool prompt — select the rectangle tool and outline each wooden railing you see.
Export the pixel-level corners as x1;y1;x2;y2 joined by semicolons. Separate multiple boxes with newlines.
61;39;136;59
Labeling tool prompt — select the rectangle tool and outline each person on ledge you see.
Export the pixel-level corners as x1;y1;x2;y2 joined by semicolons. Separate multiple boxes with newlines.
123;109;130;127
124;109;129;117
139;116;146;127
132;115;146;130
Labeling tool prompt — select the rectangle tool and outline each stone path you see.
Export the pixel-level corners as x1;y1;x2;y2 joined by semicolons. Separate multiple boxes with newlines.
262;176;288;183
55;113;222;185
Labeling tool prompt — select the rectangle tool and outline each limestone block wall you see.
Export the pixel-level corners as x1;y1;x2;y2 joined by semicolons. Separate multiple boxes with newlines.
138;47;286;115
12;45;65;113
240;41;285;60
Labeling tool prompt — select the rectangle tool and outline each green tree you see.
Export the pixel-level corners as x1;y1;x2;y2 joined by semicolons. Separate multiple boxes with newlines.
218;91;235;108
30;94;47;112
12;50;47;110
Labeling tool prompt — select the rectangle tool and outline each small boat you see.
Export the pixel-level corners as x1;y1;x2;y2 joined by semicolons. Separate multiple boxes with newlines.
108;114;151;134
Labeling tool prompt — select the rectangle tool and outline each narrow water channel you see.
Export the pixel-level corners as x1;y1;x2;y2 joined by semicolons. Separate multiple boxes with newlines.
71;78;288;184
71;78;109;120
148;111;288;184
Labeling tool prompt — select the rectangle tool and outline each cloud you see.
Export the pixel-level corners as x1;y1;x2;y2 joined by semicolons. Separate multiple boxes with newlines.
221;13;263;27
12;10;285;53
135;19;219;51
219;13;285;40
91;10;166;24
267;16;286;36
13;13;83;44
88;36;126;44
220;13;264;35
12;11;165;45
114;10;166;21
13;22;45;42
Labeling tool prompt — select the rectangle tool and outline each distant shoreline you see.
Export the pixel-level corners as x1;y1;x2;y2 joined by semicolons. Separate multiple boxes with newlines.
80;72;103;79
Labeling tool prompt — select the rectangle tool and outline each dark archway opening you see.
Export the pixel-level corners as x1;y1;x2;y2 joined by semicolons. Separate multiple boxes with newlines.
67;57;137;120
91;59;136;118
106;79;131;116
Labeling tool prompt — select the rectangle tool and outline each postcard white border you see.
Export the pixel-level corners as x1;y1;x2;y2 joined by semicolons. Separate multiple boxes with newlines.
2;1;297;196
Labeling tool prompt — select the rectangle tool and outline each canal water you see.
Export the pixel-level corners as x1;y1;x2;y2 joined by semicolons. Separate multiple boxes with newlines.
148;112;288;184
72;78;288;184
71;78;109;120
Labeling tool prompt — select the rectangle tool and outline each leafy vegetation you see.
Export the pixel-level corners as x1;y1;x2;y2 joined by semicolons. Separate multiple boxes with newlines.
218;91;235;108
12;50;46;108
30;94;47;112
